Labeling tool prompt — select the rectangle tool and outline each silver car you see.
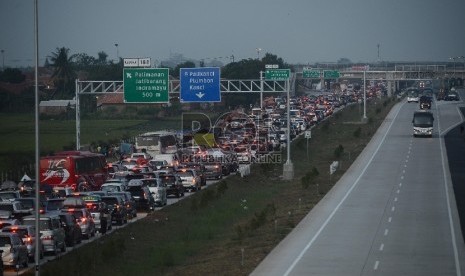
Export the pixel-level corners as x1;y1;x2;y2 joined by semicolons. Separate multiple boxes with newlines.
22;214;66;255
0;232;28;268
2;225;43;262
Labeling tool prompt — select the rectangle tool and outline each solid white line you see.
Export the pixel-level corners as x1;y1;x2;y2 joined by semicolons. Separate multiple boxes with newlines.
437;103;462;276
374;261;380;270
282;102;405;276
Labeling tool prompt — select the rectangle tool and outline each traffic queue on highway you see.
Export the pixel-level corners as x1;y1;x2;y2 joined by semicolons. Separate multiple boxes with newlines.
0;87;375;274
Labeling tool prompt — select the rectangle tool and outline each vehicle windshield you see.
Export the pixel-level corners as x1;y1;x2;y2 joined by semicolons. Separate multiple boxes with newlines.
23;219;52;231
3;228;28;237
0;237;11;247
102;185;120;192
0;205;14;212
160;176;177;185
413;113;434;127
46;200;64;211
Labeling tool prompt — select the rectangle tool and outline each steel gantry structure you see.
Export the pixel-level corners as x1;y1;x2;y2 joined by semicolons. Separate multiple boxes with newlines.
74;78;291;150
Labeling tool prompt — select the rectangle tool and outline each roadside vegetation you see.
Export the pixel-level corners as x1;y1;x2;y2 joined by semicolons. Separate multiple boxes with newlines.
28;97;398;276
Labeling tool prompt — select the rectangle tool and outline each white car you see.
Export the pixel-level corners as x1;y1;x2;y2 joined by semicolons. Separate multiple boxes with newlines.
145;178;167;207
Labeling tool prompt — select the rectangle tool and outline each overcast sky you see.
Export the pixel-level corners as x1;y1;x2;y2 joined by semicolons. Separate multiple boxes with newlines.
1;0;465;68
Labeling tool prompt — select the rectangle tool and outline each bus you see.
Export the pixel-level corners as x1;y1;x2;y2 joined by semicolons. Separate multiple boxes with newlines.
412;111;434;137
135;131;178;156
40;151;108;192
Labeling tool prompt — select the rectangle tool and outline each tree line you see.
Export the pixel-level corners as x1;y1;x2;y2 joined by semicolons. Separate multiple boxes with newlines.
0;47;292;113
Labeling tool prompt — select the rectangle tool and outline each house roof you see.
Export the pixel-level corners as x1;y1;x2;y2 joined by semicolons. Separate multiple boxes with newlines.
39;99;76;107
97;93;124;106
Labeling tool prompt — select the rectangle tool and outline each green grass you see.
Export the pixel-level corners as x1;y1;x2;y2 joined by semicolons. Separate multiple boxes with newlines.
0;113;183;180
26;97;399;276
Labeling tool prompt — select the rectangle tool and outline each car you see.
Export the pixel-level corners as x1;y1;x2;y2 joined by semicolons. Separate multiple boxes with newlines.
445;91;459;101
60;206;96;239
180;163;207;186
143;178;167;207
22;213;66;255
176;169;202;192
100;195;127;225
81;195;111;234
158;173;185;198
126;180;155;212
2;225;43;262
108;191;137;219
0;232;28;268
0;201;33;221
203;162;223;180
58;213;83;247
101;182;126;193
41;198;65;214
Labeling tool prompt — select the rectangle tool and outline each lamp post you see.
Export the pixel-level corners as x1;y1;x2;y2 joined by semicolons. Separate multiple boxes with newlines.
114;43;119;62
1;49;4;70
449;57;457;76
256;48;260;59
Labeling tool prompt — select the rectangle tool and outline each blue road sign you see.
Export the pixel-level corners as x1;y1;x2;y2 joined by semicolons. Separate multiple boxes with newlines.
180;67;221;102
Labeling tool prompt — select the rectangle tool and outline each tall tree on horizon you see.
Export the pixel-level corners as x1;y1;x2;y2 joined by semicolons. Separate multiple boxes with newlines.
50;47;76;99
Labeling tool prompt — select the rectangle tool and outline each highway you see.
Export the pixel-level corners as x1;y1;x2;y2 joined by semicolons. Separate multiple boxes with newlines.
252;90;465;276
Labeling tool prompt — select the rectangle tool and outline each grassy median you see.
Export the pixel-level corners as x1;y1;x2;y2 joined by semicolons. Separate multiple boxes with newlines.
30;97;398;276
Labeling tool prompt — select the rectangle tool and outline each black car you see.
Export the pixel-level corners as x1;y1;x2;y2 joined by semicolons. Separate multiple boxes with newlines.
58;213;82;247
126;180;155;212
419;96;432;109
101;196;127;225
445;91;459;101
159;173;185;198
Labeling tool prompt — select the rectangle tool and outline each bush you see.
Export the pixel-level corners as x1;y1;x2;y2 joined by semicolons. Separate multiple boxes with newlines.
334;144;344;158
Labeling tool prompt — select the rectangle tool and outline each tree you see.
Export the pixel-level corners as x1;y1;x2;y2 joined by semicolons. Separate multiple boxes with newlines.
337;58;352;65
49;47;76;99
97;51;108;65
171;61;196;78
0;68;25;83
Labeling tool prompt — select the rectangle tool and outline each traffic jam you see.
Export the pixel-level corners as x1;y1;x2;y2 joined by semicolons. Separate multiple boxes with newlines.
0;86;378;274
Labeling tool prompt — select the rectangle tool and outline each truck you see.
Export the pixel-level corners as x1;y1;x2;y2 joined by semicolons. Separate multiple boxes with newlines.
412;110;434;137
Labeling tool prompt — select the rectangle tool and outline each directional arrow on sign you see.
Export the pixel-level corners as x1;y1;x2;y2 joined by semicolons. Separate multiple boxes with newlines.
196;92;205;98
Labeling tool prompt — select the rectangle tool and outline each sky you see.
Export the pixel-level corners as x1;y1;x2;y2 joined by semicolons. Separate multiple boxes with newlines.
1;0;465;68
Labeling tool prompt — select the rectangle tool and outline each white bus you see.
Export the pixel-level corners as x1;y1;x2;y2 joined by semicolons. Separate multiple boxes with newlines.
135;131;178;156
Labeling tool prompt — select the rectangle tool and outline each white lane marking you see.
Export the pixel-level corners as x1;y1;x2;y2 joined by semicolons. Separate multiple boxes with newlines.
399;183;402;187
391;206;395;212
282;101;405;276
379;243;384;251
388;217;392;223
402;170;405;174
384;229;389;236
437;103;462;276
374;260;380;270
394;197;398;202
401;175;404;180
396;189;400;194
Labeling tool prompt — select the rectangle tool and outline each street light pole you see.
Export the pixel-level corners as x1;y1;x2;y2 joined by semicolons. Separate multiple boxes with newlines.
115;43;119;62
256;48;262;60
1;49;4;70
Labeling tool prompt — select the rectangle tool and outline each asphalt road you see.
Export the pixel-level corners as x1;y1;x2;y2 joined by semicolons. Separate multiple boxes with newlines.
252;90;465;276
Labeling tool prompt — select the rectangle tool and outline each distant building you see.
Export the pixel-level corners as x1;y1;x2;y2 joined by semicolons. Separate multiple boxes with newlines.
39;99;75;115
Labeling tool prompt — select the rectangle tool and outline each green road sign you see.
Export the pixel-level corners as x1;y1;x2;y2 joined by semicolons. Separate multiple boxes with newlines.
265;69;290;80
123;68;169;103
323;70;340;78
303;69;321;78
